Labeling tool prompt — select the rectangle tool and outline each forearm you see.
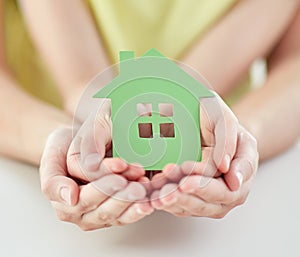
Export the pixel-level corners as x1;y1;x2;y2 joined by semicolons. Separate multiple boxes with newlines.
0;68;72;165
232;8;300;161
232;55;300;160
182;0;299;97
18;0;110;113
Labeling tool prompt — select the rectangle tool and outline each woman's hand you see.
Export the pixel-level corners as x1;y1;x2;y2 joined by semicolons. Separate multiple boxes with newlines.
150;92;259;217
51;173;153;231
66;99;146;183
151;125;258;217
40;126;153;231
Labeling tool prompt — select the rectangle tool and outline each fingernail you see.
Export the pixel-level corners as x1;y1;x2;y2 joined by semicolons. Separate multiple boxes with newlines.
60;187;71;205
236;172;243;188
84;153;101;171
224;154;231;171
136;206;150;215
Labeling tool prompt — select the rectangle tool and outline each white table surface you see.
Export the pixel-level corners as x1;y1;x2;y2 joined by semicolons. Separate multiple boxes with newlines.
0;143;299;257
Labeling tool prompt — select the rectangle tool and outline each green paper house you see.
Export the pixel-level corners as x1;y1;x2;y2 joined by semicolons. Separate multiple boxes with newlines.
94;48;214;170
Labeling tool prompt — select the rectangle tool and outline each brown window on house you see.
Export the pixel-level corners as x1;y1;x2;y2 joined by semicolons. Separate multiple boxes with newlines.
138;123;153;138
159;103;173;117
137;103;152;117
159;123;175;138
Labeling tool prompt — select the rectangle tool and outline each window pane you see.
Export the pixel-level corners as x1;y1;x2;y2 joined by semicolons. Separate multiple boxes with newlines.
159;123;175;138
159;103;173;117
138;123;153;138
137;103;152;116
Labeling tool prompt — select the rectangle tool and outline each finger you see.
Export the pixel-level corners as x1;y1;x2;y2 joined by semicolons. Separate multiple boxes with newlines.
200;96;238;173
117;200;154;224
138;176;152;194
82;100;111;158
162;188;223;217
82;182;147;224
179;175;240;205
157;184;187;214
121;163;145;181
150;190;164;209
67;101;112;178
151;172;168;190
68;153;128;182
224;129;259;191
180;147;220;177
161;164;185;183
49;173;129;226
40;128;79;206
80;107;112;167
213;108;238;173
78;174;128;212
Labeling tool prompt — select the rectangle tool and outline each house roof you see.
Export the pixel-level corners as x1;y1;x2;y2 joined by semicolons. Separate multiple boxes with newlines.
94;48;214;99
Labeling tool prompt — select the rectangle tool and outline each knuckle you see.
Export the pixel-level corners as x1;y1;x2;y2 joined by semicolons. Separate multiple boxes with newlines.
243;158;257;179
78;223;94;231
212;212;227;219
113;220;126;226
97;211;106;221
41;180;52;199
79;198;94;213
217;191;227;203
243;130;258;149
96;114;111;131
78;222;112;231
56;211;73;222
43;129;72;153
96;209;112;222
236;193;249;206
192;204;206;214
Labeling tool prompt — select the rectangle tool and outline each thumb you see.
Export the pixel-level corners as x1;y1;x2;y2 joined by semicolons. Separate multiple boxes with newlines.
224;128;258;191
67;101;127;181
213;109;238;173
80;100;112;169
200;95;238;174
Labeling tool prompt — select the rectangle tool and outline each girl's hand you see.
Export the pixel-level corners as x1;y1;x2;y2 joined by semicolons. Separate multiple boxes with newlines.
66;100;146;183
150;91;258;218
151;125;258;218
40;127;153;230
51;174;153;231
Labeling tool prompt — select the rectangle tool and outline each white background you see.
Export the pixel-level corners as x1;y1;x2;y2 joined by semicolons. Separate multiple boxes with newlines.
0;143;299;257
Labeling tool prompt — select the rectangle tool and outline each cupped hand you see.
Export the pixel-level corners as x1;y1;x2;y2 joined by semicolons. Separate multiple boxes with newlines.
51;174;153;231
149;92;258;218
151;125;258;218
66;100;145;183
40;128;153;230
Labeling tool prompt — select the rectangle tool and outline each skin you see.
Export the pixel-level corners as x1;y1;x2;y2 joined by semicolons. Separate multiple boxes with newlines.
0;0;299;229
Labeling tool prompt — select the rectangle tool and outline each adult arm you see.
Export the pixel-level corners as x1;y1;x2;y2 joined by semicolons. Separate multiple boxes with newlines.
182;0;299;97
17;0;110;114
0;0;72;165
232;8;300;160
182;0;300;160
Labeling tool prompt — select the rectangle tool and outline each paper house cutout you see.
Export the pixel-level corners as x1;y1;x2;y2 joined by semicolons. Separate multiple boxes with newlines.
94;48;214;170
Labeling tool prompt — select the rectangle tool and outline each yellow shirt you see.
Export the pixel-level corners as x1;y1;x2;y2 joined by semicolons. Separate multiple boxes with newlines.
4;0;237;106
89;0;237;62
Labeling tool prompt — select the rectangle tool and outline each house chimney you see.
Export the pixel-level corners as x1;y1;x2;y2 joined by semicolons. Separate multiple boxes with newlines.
119;51;135;74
